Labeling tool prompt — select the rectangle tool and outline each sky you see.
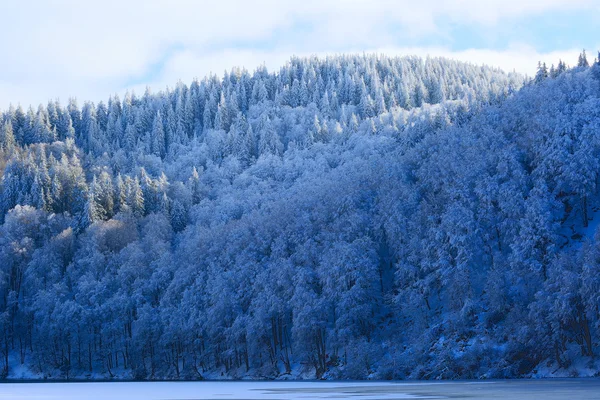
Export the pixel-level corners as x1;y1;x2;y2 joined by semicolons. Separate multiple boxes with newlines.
0;0;598;109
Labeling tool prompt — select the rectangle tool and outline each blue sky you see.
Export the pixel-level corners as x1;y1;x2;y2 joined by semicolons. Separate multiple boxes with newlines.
0;0;598;109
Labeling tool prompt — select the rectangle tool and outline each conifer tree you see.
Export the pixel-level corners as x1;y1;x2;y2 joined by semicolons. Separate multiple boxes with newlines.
151;111;166;158
0;120;16;152
578;49;589;68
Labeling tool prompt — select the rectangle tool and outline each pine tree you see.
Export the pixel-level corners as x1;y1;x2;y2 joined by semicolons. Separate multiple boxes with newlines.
165;105;177;152
151;111;166;158
67;98;81;135
535;62;548;83
23;107;36;144
78;185;102;230
57;108;75;140
184;89;196;135
46;100;60;130
170;200;187;232
0;120;16;151
124;123;137;151
348;113;359;133
34;111;53;143
115;174;127;213
89;176;106;221
106;112;123;147
97;172;115;220
203;88;219;132
557;60;567;75
159;192;170;216
38;151;52;210
359;81;375;118
127;177;145;218
214;92;229;131
428;78;445;104
189;167;202;204
258;116;282;156
578;49;589;68
50;178;63;214
309;115;322;143
30;175;46;210
321;91;331;119
96;101;108;132
253;80;268;103
414;81;427;108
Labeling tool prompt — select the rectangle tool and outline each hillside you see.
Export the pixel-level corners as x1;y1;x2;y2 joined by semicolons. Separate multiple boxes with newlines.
0;53;599;380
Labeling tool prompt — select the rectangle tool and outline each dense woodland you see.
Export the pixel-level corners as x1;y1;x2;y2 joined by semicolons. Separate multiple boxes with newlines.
0;52;599;380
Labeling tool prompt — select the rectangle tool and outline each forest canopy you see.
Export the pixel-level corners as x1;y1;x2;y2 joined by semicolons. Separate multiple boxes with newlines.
1;53;599;380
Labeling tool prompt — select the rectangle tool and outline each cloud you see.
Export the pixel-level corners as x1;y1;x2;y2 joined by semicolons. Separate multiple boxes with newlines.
0;0;597;108
432;0;595;24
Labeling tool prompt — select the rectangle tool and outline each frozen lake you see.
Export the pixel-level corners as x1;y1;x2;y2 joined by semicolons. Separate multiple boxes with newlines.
0;379;599;400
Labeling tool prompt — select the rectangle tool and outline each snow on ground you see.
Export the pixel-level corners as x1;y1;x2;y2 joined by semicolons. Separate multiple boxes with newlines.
0;380;599;400
0;381;430;400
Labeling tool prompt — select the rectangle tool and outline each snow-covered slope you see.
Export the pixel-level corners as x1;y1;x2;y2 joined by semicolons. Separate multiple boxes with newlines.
0;54;599;380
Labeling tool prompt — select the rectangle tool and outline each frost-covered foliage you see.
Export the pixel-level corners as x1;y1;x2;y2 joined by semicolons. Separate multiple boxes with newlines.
0;53;599;380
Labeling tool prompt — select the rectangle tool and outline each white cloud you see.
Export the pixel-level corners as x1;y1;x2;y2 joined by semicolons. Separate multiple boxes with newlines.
432;0;595;24
0;0;596;108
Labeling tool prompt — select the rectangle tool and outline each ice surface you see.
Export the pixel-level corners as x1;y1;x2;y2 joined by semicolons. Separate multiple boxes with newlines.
0;380;599;400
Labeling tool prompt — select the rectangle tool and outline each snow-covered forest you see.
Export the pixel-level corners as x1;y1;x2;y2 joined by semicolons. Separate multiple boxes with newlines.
0;52;599;380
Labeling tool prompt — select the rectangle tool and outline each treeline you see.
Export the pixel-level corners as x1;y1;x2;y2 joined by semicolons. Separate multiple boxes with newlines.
0;53;599;380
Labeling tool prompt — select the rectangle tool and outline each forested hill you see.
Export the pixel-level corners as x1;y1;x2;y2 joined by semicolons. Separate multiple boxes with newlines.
0;53;599;380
